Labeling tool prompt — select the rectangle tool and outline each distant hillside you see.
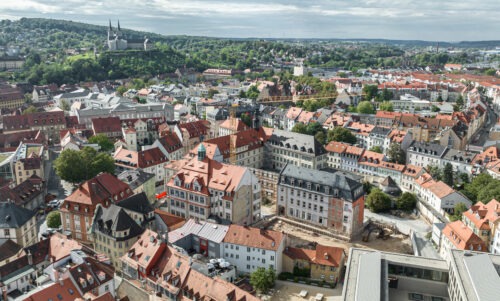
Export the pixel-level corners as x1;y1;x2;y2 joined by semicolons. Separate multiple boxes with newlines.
1;18;499;50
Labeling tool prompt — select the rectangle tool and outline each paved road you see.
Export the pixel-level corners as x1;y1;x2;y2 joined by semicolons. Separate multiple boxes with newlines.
364;209;440;259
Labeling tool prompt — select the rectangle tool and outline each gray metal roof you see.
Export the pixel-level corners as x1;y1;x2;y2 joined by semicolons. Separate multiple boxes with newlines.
169;219;229;244
407;141;447;157
456;251;500;301
355;252;381;301
269;129;326;156
280;164;364;202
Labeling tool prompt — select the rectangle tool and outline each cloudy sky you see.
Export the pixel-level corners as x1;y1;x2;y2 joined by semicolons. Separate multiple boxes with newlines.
1;0;499;41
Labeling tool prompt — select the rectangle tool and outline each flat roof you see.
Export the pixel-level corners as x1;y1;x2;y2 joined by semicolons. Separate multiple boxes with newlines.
355;252;381;301
342;248;449;301
451;250;500;301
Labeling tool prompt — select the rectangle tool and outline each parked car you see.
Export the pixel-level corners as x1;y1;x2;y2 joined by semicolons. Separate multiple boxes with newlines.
47;200;61;208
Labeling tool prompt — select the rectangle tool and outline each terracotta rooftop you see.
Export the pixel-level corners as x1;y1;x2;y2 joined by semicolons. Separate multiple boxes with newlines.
223;224;284;251
463;200;500;231
284;244;345;267
442;220;487;251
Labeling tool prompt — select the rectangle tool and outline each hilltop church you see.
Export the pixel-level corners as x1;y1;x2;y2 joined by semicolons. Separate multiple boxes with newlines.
107;20;154;51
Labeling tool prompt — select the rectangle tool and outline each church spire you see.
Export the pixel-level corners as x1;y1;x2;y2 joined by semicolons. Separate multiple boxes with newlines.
117;20;121;31
108;19;112;31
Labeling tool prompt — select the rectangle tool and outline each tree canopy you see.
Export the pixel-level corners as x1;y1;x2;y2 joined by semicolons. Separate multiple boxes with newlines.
88;134;114;152
47;211;61;228
366;188;392;213
54;147;115;184
462;173;500;203
379;101;394;112
250;267;275;293
357;101;375;114
387;143;406;164
396;192;417;211
327;127;357;144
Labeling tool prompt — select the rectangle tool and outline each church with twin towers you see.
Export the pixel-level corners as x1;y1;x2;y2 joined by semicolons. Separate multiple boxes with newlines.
107;20;154;51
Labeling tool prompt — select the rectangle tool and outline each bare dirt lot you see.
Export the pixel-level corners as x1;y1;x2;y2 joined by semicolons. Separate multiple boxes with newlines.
261;280;342;301
269;219;413;255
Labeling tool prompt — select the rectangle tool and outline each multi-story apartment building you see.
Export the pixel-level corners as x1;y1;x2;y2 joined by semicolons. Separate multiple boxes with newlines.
406;141;448;168
120;229;259;301
440;220;487;262
222;224;285;275
218;117;249;137
146;130;184;161
1;174;46;210
263;129;328;171
462;199;500;254
92;116;123;139
3;111;68;143
90;203;145;269
174;120;209;154
0;202;38;247
166;144;261;225
277;164;365;237
117;169;156;203
0;87;24;110
114;146;169;185
60;172;133;244
189;128;265;169
447;249;500;301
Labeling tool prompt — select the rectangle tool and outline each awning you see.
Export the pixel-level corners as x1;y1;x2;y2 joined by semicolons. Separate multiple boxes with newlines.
156;191;167;199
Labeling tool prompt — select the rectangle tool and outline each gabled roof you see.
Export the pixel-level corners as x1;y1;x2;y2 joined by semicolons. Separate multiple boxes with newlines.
93;204;144;239
91;116;122;134
114;147;169;168
284;244;344;267
0;239;23;262
177;120;209;138
23;278;82;301
68;257;115;296
463;200;500;231
223;224;284;251
442;221;487;251
0;202;36;228
63;172;132;207
154;209;185;231
116;192;154;215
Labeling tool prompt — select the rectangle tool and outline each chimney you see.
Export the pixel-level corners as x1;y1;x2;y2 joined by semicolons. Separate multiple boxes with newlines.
27;250;33;265
59;277;64;286
2;285;7;301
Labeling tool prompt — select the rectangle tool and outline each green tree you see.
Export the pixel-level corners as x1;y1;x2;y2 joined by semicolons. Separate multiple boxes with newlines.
450;203;468;222
381;88;393;101
366;188;392;213
427;165;443;181
443;163;454;187
396;192;417;211
292;123;308;134
463;173;494;202
456;95;464;110
327;127;357;144
250;267;275;293
387;143;406;164
54;147;115;184
116;85;127;96
59;99;70;111
379;101;393;112
22;105;38;114
240;113;252;127
485;69;496;76
46;211;61;228
431;105;441;112
88;134;114;152
477;181;500;204
369;146;383;153
246;85;260;100
306;122;324;136
315;131;326;145
357;101;375;114
362;85;378;101
207;88;218;98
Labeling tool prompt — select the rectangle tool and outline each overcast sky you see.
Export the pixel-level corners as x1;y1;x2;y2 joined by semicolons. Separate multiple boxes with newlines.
1;0;499;41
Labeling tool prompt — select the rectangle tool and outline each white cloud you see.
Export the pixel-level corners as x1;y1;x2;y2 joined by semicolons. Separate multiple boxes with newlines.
0;0;498;40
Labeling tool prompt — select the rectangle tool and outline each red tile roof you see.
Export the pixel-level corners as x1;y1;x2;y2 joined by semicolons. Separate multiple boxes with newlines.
154;209;186;231
61;172;132;213
178;120;209;138
91;117;122;134
463;200;500;231
284;244;344;267
442;221;487;251
223;224;284;251
3;111;66;131
114;147;169;169
23;278;83;301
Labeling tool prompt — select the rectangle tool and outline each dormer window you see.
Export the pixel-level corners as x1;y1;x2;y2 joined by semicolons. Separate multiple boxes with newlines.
185;183;190;189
